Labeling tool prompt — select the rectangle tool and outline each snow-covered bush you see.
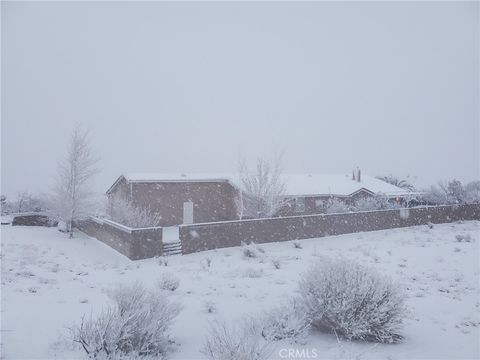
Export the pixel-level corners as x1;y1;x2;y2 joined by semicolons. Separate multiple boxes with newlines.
298;257;406;343
241;242;264;259
71;282;180;359
204;300;217;314
325;199;351;214
202;320;272;360
455;233;472;243
157;273;180;291
243;267;263;278
107;196;160;228
242;245;258;258
256;299;310;344
271;258;281;269
353;197;379;212
293;241;302;249
354;194;401;212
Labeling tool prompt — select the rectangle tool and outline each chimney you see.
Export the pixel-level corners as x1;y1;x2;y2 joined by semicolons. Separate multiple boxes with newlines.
357;167;361;182
352;169;356;181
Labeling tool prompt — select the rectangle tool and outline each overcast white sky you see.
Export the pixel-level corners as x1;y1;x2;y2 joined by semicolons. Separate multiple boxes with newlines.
2;1;479;198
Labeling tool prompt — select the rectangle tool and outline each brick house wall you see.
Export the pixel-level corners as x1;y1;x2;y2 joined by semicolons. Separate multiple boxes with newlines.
108;180;239;227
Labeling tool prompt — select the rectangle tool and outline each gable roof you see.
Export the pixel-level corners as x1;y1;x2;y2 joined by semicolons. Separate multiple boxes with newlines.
107;172;414;198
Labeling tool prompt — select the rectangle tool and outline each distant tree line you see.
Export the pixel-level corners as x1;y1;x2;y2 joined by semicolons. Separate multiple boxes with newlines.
1;191;49;215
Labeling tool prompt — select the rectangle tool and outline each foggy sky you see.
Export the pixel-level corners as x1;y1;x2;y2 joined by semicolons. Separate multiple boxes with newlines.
2;1;479;198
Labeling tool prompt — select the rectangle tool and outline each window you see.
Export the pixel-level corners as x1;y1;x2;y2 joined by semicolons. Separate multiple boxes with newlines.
295;197;305;212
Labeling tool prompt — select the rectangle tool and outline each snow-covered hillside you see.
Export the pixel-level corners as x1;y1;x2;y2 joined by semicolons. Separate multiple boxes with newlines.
1;222;479;359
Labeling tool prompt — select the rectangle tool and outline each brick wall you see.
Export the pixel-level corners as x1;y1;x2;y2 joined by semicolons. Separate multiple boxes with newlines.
78;204;480;259
179;204;480;254
109;180;239;227
77;218;163;260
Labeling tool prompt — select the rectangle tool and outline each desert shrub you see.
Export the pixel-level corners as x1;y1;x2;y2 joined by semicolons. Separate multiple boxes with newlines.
243;268;263;278
204;300;217;314
353;197;379;212
455;234;472;243
354;195;401;212
256;299;310;344
107;196;160;228
205;257;212;267
71;282;181;359
271;258;281;270
298;257;406;343
325;199;351;214
241;242;266;258
202;320;272;360
157;273;180;291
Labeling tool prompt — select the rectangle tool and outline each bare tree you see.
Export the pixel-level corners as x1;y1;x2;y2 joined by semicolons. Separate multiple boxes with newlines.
51;125;99;237
237;154;287;219
424;179;470;205
12;191;48;213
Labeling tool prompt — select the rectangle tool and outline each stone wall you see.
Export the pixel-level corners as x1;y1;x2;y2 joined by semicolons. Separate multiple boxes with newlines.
179;204;480;254
77;218;163;260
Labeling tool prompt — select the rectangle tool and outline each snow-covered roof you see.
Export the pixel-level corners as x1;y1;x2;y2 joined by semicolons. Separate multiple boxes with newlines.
108;172;413;197
280;174;411;197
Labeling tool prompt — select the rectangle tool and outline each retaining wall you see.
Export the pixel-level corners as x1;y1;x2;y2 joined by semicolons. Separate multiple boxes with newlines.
179;204;480;254
77;218;163;260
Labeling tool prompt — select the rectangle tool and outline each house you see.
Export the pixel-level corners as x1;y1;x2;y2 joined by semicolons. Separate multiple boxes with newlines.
106;171;416;226
106;173;239;227
277;173;416;216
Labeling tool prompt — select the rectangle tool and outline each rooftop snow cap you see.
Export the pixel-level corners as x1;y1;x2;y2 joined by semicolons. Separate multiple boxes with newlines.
107;172;415;198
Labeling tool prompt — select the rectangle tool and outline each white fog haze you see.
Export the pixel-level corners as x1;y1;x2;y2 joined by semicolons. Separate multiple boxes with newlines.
2;1;478;197
2;2;480;360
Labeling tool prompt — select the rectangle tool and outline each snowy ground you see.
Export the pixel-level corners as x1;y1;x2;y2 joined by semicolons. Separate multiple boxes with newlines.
1;221;479;360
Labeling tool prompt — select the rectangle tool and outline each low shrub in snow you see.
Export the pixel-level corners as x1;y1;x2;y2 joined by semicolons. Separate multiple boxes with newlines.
455;233;472;242
325;199;351;214
202;320;272;360
241;242;264;259
243;268;263;278
200;257;213;271
203;300;217;314
293;241;303;249
271;258;281;270
157;273;180;291
298;257;406;343
353;195;401;212
353;197;379;212
71;282;181;359
256;299;310;344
